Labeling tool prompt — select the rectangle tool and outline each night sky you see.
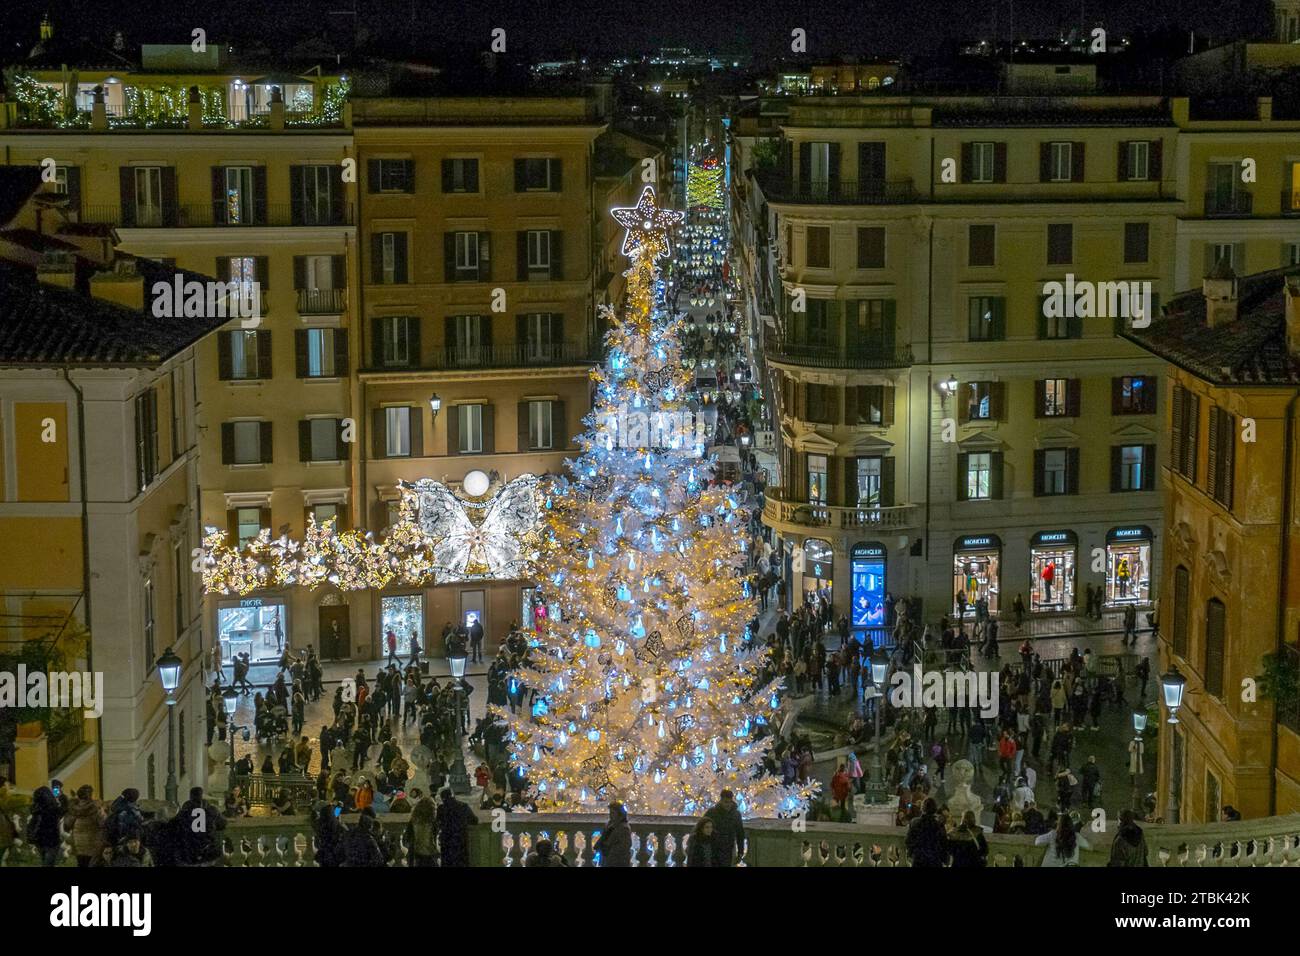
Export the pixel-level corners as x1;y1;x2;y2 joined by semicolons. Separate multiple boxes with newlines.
0;0;1278;62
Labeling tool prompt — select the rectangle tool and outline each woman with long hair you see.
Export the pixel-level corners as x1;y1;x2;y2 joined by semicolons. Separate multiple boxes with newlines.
1036;812;1090;866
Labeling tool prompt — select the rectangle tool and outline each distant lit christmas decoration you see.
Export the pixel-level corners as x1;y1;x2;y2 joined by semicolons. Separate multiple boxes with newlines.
686;158;724;209
199;476;540;595
610;184;684;260
494;189;812;818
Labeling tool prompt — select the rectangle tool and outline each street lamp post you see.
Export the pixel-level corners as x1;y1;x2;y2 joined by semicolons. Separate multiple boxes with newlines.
1130;710;1147;813
867;651;890;802
222;689;250;795
156;647;183;808
1160;665;1187;723
447;649;470;795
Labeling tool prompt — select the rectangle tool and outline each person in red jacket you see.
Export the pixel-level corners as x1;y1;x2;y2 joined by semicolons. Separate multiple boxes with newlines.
1041;561;1055;603
830;763;853;816
997;731;1018;786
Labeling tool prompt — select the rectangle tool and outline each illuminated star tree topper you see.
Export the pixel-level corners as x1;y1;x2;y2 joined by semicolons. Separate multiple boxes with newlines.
610;184;685;260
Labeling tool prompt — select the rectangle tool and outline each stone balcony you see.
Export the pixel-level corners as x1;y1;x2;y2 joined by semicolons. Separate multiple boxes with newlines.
763;490;921;535
4;810;1299;867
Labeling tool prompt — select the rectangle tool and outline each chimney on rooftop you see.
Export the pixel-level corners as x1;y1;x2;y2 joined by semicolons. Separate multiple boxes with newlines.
90;258;144;312
1203;257;1238;329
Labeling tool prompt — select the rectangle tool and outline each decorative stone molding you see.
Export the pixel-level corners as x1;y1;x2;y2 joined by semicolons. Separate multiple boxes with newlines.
1171;521;1196;561
1204;548;1231;593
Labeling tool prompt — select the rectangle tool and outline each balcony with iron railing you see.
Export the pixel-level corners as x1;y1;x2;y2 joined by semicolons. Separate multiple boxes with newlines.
297;288;347;315
754;170;918;205
3;809;1298;867
428;343;600;371
763;489;920;532
80;202;355;229
1204;190;1254;218
764;336;913;369
362;342;602;376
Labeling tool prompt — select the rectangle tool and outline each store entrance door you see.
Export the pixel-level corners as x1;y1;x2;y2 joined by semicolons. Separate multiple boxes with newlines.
318;605;350;660
460;589;486;644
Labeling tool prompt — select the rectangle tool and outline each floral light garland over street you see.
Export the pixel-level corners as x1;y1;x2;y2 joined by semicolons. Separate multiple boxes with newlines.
199;477;541;596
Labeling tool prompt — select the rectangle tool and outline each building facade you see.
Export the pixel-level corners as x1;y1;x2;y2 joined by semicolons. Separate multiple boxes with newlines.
1124;266;1300;820
348;94;608;658
736;93;1170;626
1;42;360;676
0;169;225;798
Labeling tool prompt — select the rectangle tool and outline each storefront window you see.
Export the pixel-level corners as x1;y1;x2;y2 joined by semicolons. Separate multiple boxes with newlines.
953;536;1000;617
217;598;287;663
802;538;833;605
1106;527;1152;606
851;543;886;628
380;593;424;657
1030;531;1076;611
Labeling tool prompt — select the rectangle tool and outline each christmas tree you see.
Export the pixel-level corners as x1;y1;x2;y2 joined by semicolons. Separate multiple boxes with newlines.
495;186;812;817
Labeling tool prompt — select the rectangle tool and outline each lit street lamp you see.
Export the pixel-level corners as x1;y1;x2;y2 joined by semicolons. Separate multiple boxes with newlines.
1130;709;1147;811
866;651;890;802
1160;665;1187;723
447;649;470;795
156;647;183;807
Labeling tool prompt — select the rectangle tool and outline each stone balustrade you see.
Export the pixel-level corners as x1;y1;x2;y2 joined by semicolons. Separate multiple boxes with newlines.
5;809;1298;867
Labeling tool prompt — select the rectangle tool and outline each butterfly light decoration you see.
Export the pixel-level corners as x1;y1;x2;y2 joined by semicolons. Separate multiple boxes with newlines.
406;475;540;583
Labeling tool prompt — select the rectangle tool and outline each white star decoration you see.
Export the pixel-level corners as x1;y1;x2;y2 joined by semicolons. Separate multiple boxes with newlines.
611;184;684;260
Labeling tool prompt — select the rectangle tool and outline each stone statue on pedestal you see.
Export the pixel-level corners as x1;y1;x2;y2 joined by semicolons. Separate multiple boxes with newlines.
945;758;984;821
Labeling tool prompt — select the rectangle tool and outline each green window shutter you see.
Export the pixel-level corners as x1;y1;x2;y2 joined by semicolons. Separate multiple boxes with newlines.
989;452;1004;500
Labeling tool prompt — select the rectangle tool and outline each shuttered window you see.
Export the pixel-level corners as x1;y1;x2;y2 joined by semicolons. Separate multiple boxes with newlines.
1205;598;1226;699
1172;565;1190;659
1207;405;1235;509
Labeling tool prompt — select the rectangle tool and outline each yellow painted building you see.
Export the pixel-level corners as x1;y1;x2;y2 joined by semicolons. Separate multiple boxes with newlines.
345;94;613;657
1124;265;1300;820
738;93;1169;624
0;40;359;676
0;167;226;799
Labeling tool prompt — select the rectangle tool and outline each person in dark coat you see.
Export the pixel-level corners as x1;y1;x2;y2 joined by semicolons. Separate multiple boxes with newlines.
946;810;988;867
340;812;385;866
175;786;227;865
435;788;477;867
1107;808;1149;867
594;801;633;867
312;803;344;867
703;789;746;866
904;797;948;867
28;786;65;866
687;817;715;867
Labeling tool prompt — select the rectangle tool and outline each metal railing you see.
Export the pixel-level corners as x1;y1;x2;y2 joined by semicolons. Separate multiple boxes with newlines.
763;492;920;532
764;337;913;369
45;719;85;771
81;202;354;228
296;288;347;314
1204;190;1253;217
232;773;318;814
754;171;918;205
425;342;600;371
